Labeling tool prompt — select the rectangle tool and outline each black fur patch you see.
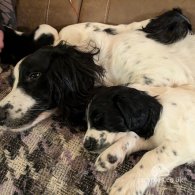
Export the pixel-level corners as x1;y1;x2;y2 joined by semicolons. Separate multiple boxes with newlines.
173;150;177;156
3;103;13;110
93;26;101;32
88;86;162;139
85;23;91;28
143;76;153;85
0;25;55;65
107;154;118;164
140;165;144;169
118;188;122;192
141;8;192;44
83;137;98;151
15;109;22;113
103;28;118;35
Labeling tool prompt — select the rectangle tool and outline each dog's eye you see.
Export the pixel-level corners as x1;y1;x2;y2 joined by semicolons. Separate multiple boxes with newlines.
93;113;103;123
28;72;41;81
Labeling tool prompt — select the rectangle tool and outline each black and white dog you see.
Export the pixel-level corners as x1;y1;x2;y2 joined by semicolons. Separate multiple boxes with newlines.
0;42;104;131
0;24;59;67
59;8;193;87
83;84;195;194
0;8;193;131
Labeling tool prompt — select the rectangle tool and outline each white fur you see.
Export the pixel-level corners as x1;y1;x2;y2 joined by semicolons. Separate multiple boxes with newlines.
84;84;195;194
59;21;195;86
34;24;59;43
14;30;23;35
3;25;24;35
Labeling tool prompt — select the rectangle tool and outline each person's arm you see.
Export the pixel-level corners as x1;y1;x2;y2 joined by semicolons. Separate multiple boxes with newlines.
0;29;4;51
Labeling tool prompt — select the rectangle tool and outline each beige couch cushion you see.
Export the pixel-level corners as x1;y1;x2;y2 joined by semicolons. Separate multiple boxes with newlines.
17;0;195;31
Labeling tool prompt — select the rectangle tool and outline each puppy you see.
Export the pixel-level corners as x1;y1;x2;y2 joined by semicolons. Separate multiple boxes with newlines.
84;84;195;194
0;24;59;66
0;42;103;131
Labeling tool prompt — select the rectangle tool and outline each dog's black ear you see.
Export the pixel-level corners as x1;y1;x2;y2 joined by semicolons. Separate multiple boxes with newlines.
114;88;162;139
46;42;104;128
141;8;192;44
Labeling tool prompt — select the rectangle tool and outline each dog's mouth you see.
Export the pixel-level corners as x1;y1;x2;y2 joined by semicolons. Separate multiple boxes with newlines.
0;109;55;132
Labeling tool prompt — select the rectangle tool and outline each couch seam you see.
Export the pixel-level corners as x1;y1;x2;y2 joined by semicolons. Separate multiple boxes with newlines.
77;0;83;23
104;0;111;23
45;0;51;24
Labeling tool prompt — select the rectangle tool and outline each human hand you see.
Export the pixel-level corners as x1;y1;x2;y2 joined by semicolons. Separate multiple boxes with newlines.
0;30;4;52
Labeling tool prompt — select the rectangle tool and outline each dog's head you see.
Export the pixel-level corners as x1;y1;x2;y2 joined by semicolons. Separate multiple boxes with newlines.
0;42;104;131
0;24;59;66
83;86;162;153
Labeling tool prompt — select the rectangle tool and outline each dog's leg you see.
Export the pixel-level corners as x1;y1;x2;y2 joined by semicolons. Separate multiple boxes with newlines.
95;132;154;172
58;19;150;46
109;142;189;195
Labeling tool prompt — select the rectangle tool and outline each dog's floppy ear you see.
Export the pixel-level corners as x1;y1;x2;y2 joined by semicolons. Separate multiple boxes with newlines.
114;88;162;139
46;42;104;128
141;8;192;44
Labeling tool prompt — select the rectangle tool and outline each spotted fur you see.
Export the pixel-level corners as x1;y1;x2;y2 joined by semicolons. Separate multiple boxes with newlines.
84;84;195;194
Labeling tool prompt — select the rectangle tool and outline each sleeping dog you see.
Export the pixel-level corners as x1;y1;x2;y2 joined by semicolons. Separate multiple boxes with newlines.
0;24;59;67
59;8;193;87
0;8;193;131
83;84;195;194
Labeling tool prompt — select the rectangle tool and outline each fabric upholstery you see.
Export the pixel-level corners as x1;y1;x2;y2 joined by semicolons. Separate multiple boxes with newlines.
16;0;195;31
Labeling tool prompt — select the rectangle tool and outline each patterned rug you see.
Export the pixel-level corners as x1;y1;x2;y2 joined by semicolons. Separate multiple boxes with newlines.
0;68;195;195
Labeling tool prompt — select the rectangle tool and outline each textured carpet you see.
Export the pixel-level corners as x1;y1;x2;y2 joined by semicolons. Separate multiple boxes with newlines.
0;68;195;195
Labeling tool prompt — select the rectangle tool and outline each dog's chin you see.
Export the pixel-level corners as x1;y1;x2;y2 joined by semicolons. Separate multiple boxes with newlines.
0;109;56;132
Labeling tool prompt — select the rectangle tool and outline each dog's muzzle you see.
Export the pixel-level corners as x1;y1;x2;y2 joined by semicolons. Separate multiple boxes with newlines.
83;137;98;151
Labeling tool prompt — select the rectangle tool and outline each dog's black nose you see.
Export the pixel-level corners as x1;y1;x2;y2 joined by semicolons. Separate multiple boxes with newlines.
0;107;7;123
84;137;98;151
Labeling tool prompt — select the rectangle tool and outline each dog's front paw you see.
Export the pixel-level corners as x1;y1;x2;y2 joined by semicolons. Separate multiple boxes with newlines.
95;146;125;172
109;172;147;195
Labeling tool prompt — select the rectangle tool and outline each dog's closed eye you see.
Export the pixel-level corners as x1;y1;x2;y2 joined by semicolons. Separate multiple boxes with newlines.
91;112;104;124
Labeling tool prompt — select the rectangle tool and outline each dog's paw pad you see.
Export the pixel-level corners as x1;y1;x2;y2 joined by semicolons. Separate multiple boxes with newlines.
95;153;121;172
107;154;118;164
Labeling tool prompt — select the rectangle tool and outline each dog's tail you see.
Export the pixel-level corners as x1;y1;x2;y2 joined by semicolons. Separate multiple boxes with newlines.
141;8;192;44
